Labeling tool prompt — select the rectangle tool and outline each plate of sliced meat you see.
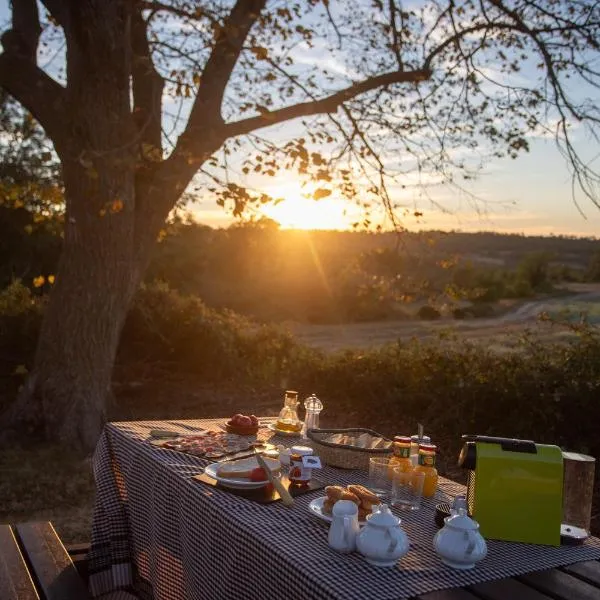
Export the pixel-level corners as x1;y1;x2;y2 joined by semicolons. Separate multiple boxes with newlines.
151;430;253;459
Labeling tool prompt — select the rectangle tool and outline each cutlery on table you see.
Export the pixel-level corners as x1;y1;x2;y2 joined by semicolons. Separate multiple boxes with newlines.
149;429;179;439
168;421;205;432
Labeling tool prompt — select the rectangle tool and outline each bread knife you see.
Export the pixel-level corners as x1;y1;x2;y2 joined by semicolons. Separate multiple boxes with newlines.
215;443;277;463
256;453;294;507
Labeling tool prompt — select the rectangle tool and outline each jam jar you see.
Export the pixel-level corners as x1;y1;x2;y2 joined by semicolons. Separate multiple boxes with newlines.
289;445;314;485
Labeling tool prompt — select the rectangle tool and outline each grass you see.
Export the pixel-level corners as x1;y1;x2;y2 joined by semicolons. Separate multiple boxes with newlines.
0;446;94;543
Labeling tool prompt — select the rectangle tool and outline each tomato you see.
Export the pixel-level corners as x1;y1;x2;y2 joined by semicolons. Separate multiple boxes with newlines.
249;467;267;482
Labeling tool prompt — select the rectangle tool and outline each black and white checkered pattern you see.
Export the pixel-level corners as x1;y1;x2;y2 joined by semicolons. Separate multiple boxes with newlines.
88;419;600;600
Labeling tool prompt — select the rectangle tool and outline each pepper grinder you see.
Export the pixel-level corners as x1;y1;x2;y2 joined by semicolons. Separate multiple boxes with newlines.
301;393;323;439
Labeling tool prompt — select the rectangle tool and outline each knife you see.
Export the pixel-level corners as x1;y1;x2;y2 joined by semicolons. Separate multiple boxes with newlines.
214;443;277;463
256;453;294;507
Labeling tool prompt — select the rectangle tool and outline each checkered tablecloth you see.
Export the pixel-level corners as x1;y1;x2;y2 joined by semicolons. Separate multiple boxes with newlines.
88;418;600;600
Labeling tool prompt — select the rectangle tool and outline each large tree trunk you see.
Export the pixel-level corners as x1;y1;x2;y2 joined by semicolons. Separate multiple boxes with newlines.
2;161;141;450
0;2;143;451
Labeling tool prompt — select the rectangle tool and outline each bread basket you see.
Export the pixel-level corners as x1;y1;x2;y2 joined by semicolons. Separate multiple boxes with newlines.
307;428;393;470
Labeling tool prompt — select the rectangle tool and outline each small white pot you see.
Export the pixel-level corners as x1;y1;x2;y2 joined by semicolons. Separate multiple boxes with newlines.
356;504;410;567
434;510;487;570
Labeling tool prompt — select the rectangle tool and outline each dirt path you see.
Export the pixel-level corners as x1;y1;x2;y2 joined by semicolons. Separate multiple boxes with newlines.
288;285;600;352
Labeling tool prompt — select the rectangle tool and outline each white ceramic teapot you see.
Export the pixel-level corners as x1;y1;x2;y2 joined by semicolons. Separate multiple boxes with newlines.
433;508;487;570
356;504;409;567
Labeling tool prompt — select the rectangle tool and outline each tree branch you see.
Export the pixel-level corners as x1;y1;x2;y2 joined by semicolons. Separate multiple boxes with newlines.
222;68;431;138
4;0;41;62
424;21;515;69
160;0;266;187
0;0;68;148
141;0;219;26
39;0;70;29
177;0;266;143
131;3;164;155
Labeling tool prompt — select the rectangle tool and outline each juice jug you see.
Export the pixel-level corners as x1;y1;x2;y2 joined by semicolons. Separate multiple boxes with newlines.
276;390;302;432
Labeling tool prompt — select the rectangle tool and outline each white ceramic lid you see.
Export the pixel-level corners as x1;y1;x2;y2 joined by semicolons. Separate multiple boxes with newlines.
445;509;479;531
366;504;401;527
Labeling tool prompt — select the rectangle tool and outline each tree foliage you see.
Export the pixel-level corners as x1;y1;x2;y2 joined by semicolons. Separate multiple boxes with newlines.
1;0;599;449
0;94;62;287
1;0;599;226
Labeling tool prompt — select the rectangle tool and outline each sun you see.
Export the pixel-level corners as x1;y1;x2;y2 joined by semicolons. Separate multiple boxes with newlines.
260;183;353;230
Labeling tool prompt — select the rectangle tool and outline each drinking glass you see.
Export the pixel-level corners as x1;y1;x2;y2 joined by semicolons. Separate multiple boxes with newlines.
392;469;425;510
368;457;394;497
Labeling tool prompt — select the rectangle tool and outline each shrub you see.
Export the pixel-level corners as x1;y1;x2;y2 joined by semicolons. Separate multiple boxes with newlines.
118;282;310;383
464;303;495;318
3;280;600;471
417;305;441;320
0;281;43;407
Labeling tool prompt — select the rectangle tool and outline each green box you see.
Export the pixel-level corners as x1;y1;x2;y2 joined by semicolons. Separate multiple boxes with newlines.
468;441;563;546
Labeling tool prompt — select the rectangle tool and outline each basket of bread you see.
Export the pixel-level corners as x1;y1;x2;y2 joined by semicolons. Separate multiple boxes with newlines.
306;428;393;470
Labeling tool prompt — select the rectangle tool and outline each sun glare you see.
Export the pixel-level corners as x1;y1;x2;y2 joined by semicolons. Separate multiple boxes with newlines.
260;184;352;230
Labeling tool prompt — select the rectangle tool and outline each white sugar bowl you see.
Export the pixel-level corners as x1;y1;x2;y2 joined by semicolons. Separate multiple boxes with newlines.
434;509;487;570
356;504;409;567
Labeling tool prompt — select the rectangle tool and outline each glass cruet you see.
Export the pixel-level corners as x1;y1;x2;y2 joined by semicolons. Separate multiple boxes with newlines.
301;393;323;439
276;390;302;432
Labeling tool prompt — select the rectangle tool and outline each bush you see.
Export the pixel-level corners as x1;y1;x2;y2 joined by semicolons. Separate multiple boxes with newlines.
0;281;43;405
3;280;600;470
290;328;600;467
118;282;312;383
417;305;441;320
464;303;495;318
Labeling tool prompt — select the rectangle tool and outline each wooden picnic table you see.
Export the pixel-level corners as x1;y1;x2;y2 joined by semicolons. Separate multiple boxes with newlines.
87;418;600;600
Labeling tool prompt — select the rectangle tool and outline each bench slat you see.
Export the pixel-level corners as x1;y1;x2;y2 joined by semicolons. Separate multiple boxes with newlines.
15;522;91;600
0;525;39;600
470;577;554;599
519;569;600;600
562;561;600;587
65;543;90;557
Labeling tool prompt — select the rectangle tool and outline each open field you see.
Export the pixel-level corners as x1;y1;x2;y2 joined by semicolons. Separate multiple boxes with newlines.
289;284;600;352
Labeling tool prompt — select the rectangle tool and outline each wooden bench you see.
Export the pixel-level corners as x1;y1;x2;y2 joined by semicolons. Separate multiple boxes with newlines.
414;559;600;600
0;522;92;600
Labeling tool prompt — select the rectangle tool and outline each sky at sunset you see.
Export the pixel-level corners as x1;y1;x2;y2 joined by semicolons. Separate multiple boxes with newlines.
1;1;599;237
189;120;600;237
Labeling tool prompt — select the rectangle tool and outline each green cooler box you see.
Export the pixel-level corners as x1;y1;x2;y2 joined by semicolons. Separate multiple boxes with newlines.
458;435;563;546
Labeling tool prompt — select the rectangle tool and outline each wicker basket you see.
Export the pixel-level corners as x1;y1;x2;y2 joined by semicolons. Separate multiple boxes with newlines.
307;428;393;470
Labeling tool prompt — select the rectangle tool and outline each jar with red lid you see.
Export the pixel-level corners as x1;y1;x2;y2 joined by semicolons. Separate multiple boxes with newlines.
289;445;314;485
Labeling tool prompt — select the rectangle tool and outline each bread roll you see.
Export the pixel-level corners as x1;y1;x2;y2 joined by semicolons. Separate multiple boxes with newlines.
325;485;347;500
358;507;371;521
323;499;335;515
340;490;360;505
348;484;381;510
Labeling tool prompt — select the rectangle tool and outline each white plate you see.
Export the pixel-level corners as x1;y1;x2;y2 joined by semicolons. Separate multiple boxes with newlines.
308;496;367;524
268;423;303;437
203;460;280;489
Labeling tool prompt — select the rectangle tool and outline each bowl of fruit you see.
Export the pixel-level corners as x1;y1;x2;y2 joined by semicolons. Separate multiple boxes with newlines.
226;414;260;436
